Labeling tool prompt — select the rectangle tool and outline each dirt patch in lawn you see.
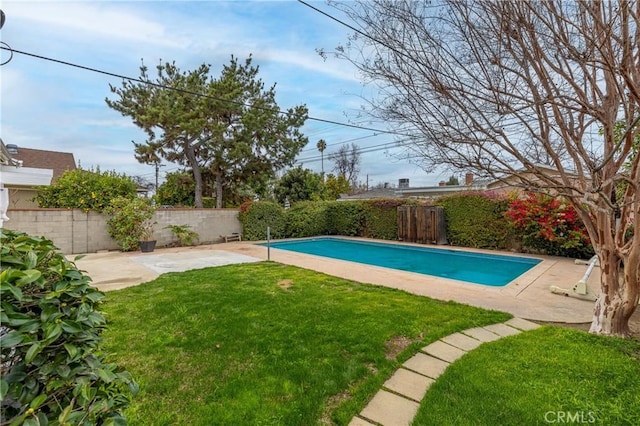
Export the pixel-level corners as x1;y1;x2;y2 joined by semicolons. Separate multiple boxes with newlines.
277;279;293;290
385;335;416;360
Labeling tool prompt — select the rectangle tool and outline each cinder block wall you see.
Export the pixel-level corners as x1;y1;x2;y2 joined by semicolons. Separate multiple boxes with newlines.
3;208;242;254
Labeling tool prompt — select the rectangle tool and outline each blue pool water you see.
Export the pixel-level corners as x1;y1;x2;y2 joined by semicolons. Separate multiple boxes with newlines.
262;237;541;287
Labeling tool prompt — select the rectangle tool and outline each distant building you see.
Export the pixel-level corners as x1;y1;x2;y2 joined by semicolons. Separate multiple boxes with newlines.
0;143;76;210
339;174;487;201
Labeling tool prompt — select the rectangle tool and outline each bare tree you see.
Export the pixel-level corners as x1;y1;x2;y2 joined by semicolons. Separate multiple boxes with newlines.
329;143;361;187
328;0;640;337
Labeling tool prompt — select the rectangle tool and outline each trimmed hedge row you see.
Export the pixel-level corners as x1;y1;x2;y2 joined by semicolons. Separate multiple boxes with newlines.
434;193;513;249
238;193;594;259
239;199;403;241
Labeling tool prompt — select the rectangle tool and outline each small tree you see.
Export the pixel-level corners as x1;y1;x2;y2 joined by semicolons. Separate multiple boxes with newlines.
156;171;196;207
0;230;137;424
35;168;137;212
273;167;324;205
323;174;351;200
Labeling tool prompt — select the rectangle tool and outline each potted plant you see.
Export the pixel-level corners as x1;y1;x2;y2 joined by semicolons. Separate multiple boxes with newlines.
106;196;157;252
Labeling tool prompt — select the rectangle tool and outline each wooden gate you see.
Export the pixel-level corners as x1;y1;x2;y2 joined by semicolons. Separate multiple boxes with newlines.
397;205;447;244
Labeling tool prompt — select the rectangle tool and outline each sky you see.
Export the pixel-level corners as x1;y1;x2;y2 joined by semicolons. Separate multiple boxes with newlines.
1;0;448;189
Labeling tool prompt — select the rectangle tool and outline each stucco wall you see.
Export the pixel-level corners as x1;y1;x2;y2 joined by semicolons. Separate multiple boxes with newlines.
3;208;242;254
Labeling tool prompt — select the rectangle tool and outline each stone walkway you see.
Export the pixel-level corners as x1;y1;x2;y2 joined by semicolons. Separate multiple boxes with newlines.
349;317;541;426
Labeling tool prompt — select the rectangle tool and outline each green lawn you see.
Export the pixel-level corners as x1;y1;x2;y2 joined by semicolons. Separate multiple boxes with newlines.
415;327;640;425
101;261;640;425
101;261;510;425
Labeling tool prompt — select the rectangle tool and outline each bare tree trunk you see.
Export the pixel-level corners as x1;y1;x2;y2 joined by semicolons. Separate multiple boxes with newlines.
590;252;634;337
589;209;640;337
215;172;224;209
185;146;203;208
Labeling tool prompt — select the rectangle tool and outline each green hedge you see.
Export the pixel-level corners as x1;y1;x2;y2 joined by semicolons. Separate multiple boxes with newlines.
240;195;587;259
286;201;329;238
325;201;365;236
362;199;420;240
435;193;513;249
239;202;287;240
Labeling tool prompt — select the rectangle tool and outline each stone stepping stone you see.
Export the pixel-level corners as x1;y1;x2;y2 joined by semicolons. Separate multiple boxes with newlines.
505;317;541;331
462;327;502;342
403;353;450;379
383;367;435;402
353;320;532;426
422;340;467;363
441;332;482;351
483;323;522;337
360;389;419;426
348;416;377;426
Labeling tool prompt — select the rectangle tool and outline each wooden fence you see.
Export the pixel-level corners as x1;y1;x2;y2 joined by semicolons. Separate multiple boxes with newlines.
397;205;448;244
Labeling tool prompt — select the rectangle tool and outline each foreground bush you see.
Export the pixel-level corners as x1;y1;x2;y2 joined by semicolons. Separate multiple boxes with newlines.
0;230;137;425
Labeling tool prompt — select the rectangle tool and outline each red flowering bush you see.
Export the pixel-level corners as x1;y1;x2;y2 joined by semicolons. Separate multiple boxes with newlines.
505;193;594;259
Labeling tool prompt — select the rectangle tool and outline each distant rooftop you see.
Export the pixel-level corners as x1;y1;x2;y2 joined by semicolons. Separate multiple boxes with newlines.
7;145;76;180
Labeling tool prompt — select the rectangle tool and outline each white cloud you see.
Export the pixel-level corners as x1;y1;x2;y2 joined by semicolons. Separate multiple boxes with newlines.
5;1;185;48
255;48;360;83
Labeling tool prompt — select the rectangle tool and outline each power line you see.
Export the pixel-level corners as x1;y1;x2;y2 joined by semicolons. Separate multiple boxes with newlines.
0;45;414;138
296;137;416;164
297;0;442;72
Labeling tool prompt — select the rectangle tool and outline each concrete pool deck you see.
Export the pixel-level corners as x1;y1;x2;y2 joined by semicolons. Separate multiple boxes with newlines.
74;237;600;324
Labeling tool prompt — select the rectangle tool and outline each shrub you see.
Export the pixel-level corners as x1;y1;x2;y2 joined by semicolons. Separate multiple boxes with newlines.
505;192;594;259
285;201;329;238
0;230;137;424
239;201;286;240
35;167;137;212
325;201;365;236
105;197;157;251
436;193;513;249
165;224;199;246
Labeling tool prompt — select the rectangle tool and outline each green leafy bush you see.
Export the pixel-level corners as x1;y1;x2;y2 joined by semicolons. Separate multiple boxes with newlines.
0;230;137;425
436;193;513;249
274;167;324;205
105;197;157;251
285;201;329;238
35;167;137;212
165;224;199;246
505;192;594;258
239;201;287;240
325;201;365;236
363;199;417;240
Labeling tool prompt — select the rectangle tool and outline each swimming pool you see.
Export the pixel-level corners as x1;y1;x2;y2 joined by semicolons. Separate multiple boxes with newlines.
262;237;541;287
